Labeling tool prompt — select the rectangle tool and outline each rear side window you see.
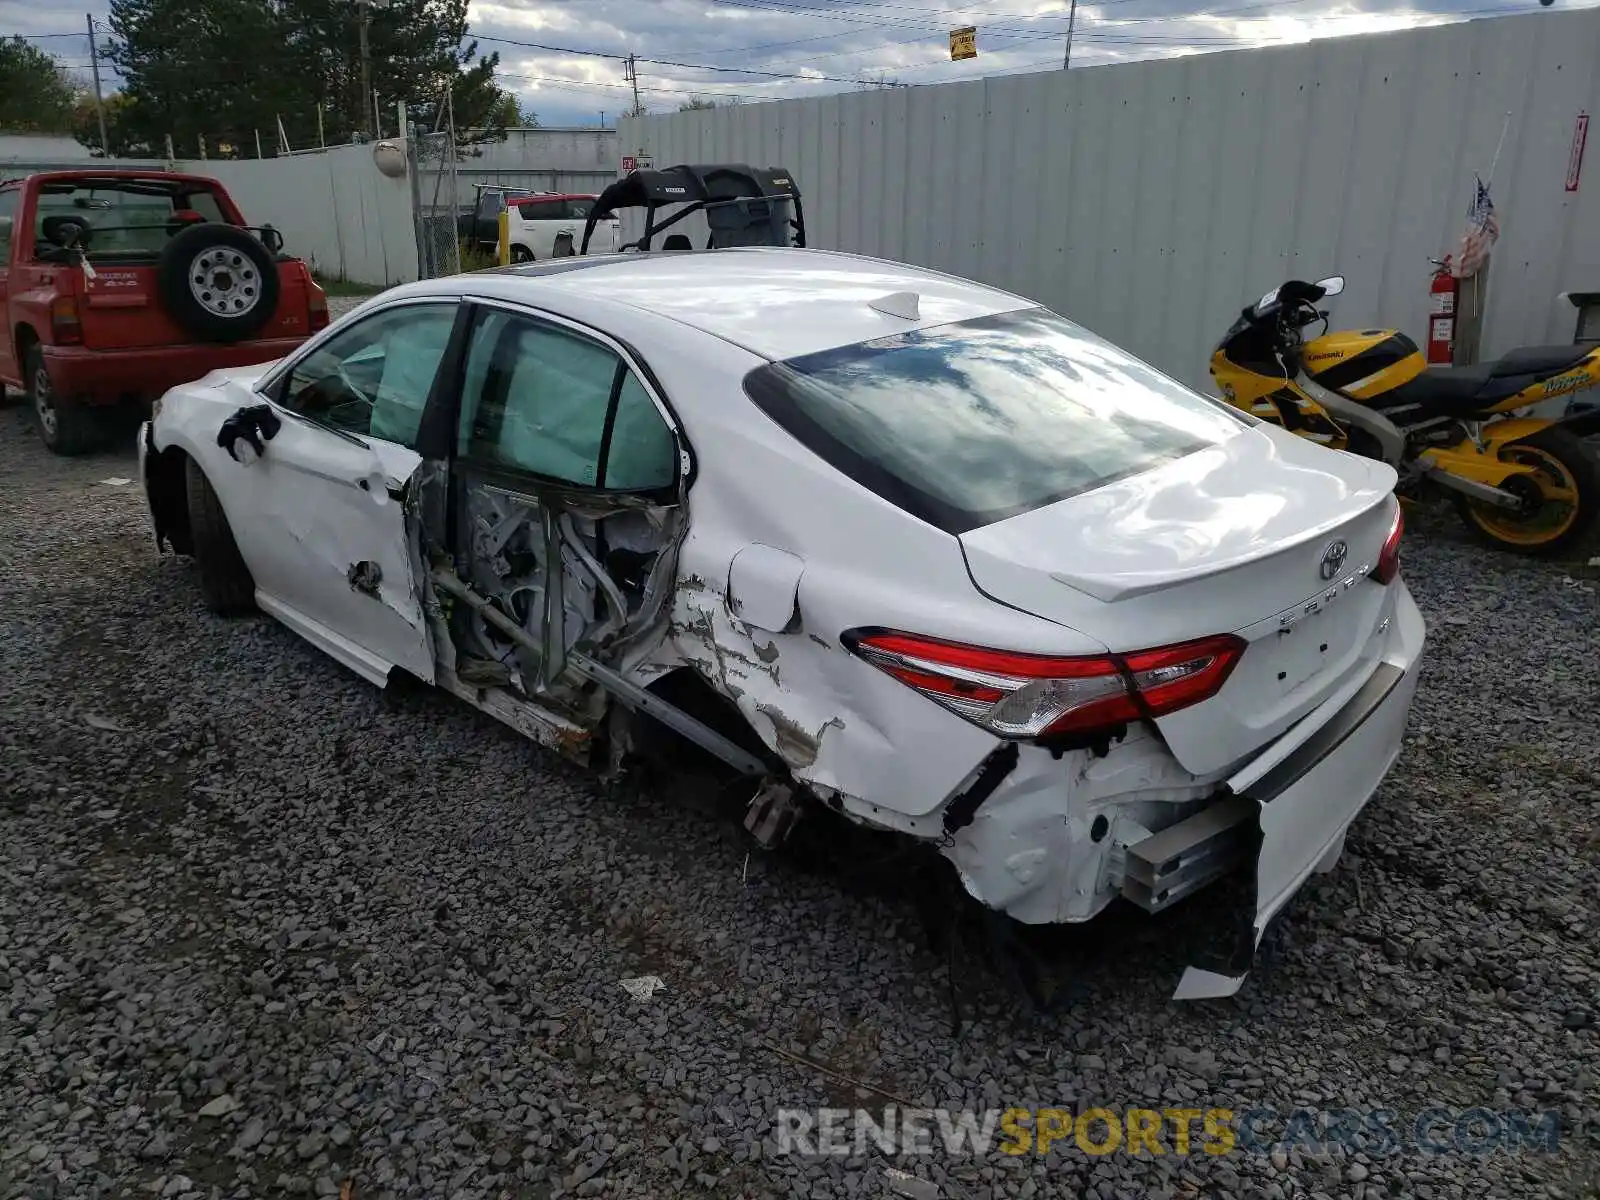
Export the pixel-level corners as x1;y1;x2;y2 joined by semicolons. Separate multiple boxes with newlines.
516;200;565;221
742;307;1247;534
457;310;678;492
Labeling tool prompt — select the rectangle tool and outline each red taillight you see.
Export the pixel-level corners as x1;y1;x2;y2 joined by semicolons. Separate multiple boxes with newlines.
50;295;83;345
1373;504;1403;585
844;629;1246;741
307;281;329;332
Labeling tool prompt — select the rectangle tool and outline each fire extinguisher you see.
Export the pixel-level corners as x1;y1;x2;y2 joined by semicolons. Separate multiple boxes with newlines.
1427;256;1458;365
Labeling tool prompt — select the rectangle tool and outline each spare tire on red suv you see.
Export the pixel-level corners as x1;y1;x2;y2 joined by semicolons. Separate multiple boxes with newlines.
157;224;281;343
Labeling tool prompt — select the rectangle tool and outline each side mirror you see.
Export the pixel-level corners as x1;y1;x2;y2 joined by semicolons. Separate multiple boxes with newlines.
1315;274;1345;298
260;224;285;254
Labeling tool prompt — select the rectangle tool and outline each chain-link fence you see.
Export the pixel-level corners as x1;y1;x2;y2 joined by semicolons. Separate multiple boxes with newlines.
410;130;461;280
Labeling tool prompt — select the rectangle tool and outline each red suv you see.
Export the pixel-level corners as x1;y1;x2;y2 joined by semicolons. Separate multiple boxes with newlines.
0;170;328;454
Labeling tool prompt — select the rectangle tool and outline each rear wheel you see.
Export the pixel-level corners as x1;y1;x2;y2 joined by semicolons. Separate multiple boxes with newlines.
26;346;102;456
1453;428;1600;555
510;244;533;263
184;457;256;614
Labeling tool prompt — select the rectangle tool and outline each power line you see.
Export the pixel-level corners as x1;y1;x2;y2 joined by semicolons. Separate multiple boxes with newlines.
472;32;903;87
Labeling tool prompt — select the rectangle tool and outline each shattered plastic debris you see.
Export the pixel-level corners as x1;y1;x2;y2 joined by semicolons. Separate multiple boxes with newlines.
619;975;666;1001
83;713;129;733
98;477;133;487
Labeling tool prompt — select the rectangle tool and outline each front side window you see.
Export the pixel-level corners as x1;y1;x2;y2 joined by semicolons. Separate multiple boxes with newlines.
279;302;457;443
458;310;677;492
743;307;1248;534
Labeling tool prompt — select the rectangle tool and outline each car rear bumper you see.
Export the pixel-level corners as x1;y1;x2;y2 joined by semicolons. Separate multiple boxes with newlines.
936;580;1424;994
41;338;304;408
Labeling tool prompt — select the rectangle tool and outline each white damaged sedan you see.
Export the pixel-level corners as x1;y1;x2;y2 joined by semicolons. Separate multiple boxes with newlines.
139;248;1423;998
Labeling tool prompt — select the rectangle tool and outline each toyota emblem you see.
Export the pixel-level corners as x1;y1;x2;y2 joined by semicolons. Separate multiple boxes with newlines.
1319;540;1349;581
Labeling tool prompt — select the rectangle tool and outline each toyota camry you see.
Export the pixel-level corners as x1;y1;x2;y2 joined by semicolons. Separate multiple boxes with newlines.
139;248;1424;998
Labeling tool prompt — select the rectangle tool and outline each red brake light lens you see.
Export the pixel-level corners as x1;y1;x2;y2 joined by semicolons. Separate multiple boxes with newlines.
50;295;83;345
845;630;1245;741
307;278;329;332
1373;504;1403;585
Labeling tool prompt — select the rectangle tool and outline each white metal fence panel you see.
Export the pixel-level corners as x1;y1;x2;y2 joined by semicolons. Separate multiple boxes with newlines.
178;144;418;288
623;9;1600;389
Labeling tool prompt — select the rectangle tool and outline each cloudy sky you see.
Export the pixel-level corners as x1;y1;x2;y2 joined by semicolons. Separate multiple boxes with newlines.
5;0;1587;127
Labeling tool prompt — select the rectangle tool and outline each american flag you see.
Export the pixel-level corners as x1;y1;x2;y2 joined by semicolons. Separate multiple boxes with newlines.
1453;175;1499;279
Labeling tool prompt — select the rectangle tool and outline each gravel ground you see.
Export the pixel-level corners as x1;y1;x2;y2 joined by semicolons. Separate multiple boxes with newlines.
0;377;1597;1200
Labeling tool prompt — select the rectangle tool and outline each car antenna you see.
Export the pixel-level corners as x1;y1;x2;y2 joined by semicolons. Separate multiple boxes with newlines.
868;291;920;320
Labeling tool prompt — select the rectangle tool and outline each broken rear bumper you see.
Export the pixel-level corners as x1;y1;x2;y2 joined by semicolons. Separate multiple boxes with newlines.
1171;584;1424;999
936;581;1424;997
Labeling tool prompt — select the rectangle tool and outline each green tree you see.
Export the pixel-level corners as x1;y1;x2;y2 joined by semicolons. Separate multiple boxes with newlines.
100;0;512;155
678;97;716;112
0;36;81;133
104;0;298;155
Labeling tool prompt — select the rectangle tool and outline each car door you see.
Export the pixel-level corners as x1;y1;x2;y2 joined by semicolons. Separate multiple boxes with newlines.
442;301;685;691
239;298;462;684
0;185;19;385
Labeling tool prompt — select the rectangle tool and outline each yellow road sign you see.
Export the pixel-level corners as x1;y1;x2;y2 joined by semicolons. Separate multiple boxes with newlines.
950;26;977;61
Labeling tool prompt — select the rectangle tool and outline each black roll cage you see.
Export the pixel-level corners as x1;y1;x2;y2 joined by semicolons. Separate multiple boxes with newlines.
578;163;805;255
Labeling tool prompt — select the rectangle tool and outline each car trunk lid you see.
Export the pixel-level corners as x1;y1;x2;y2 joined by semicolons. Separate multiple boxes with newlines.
958;428;1402;774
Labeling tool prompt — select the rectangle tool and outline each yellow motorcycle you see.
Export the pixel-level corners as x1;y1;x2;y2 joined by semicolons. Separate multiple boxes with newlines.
1211;274;1600;554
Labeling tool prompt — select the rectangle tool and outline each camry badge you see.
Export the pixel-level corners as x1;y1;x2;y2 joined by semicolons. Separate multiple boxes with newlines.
1319;540;1349;581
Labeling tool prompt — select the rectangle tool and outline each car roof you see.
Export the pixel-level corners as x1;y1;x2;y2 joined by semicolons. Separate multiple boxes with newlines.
475;248;1035;362
10;170;227;190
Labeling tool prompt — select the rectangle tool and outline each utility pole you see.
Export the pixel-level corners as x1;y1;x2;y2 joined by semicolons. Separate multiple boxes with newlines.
85;14;109;153
623;53;643;118
1062;0;1079;68
358;0;373;138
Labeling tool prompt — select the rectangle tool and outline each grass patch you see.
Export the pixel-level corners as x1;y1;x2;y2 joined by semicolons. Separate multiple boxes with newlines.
458;244;501;273
312;275;387;297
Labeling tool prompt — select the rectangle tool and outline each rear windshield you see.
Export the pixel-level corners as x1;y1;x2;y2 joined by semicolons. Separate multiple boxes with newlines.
34;181;229;259
742;307;1249;534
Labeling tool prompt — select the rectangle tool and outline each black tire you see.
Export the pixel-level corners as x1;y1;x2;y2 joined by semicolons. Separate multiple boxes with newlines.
184;457;256;614
25;345;101;455
1452;427;1600;556
510;244;534;263
157;224;280;343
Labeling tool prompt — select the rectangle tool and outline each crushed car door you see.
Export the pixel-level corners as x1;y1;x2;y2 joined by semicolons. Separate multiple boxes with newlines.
437;301;692;717
245;299;461;685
